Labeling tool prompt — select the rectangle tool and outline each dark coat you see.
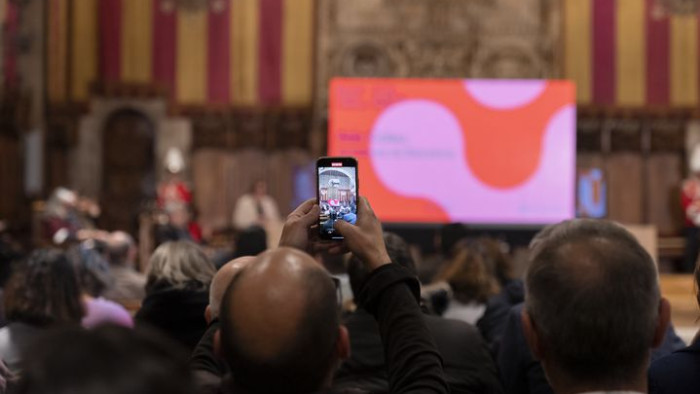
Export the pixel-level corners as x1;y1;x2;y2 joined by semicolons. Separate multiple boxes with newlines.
136;280;209;351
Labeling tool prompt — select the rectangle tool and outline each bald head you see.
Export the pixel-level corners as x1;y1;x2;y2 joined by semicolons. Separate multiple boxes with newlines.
107;231;135;266
208;256;254;319
219;247;342;393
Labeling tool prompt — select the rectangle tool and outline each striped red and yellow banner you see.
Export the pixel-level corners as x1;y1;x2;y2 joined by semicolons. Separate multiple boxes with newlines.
47;0;315;107
565;0;700;107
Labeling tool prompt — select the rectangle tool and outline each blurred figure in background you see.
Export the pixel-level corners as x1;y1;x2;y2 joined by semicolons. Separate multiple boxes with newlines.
681;144;700;272
335;232;503;394
232;225;267;259
41;188;80;245
213;225;268;270
419;223;469;284
438;241;500;325
41;188;108;246
157;148;192;212
69;244;133;329
154;204;197;246
473;237;525;348
233;180;282;247
15;325;194;394
135;241;215;351
0;249;84;374
103;231;146;303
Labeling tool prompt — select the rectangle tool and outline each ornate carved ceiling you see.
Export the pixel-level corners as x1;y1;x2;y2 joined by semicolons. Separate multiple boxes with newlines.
315;0;562;113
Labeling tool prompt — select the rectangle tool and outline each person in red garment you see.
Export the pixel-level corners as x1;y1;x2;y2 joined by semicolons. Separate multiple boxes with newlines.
682;145;700;272
156;148;202;243
157;148;192;211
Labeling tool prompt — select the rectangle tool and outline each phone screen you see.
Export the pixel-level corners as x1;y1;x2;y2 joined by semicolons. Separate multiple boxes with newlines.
317;157;358;240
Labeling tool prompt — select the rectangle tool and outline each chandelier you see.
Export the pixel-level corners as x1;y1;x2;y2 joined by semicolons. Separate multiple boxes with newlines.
160;0;227;13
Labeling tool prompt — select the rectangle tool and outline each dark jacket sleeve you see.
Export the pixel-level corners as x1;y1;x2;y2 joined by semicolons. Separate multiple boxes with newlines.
357;264;449;394
189;320;228;376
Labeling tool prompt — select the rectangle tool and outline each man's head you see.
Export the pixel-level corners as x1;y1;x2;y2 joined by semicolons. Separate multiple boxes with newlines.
522;219;670;392
17;325;193;394
218;247;349;394
348;232;416;300
107;231;136;267
205;256;255;323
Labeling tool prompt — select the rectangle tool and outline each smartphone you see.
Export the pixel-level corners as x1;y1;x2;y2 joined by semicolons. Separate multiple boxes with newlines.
317;157;358;240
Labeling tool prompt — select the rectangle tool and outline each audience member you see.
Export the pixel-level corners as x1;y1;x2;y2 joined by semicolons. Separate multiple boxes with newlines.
216;198;449;393
521;220;670;394
135;240;215;351
103;231;146;303
417;223;469;284
335;232;503;394
475;237;514;287
190;256;254;393
70;244;133;329
648;258;700;393
232;180;280;231
41;188;80;245
154;204;196;246
497;223;685;394
233;225;267;259
213;226;268;270
15;325;194;394
0;249;83;373
473;237;524;348
438;241;499;324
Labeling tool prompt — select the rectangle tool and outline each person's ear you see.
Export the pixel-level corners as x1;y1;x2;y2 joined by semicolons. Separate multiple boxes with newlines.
652;297;671;348
205;305;212;325
337;325;350;360
213;329;223;359
522;310;544;360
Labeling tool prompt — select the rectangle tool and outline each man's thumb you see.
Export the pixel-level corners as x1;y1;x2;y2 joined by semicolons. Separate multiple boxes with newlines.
334;219;353;235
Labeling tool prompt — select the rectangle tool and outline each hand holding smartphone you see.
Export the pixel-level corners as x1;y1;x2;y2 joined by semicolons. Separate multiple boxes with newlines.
317;157;358;240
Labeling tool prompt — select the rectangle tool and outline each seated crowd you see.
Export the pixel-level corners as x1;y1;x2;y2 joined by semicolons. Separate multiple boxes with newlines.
0;195;697;394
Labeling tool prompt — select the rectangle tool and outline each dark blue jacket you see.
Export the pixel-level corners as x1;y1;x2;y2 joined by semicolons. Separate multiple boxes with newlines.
498;303;686;394
649;339;700;394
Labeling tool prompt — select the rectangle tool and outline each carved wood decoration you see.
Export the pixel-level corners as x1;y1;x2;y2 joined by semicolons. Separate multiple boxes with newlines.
101;109;156;235
190;109;312;151
576;111;688;234
315;0;561;115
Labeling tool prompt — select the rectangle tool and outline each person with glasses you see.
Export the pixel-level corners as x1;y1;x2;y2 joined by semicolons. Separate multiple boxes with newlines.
214;197;449;394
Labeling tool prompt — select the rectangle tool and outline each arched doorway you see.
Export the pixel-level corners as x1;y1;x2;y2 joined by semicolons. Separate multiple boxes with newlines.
101;108;155;235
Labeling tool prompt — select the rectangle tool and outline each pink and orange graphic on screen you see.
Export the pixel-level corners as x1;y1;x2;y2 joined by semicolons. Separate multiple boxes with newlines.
328;78;576;225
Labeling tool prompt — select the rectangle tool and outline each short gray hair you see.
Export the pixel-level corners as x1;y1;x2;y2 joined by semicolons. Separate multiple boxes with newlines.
525;219;659;385
146;241;215;291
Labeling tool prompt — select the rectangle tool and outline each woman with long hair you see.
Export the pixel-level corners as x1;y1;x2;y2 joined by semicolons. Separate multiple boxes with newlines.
0;249;84;373
438;241;500;325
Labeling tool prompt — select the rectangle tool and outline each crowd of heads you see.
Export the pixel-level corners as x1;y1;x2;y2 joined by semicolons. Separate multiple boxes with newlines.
0;189;693;394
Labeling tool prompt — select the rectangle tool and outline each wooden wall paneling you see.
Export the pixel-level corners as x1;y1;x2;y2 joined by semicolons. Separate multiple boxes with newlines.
222;149;268;228
0;135;21;223
192;149;230;231
267;109;311;150
266;149;313;217
647;154;683;236
606;153;644;224
235;112;266;149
